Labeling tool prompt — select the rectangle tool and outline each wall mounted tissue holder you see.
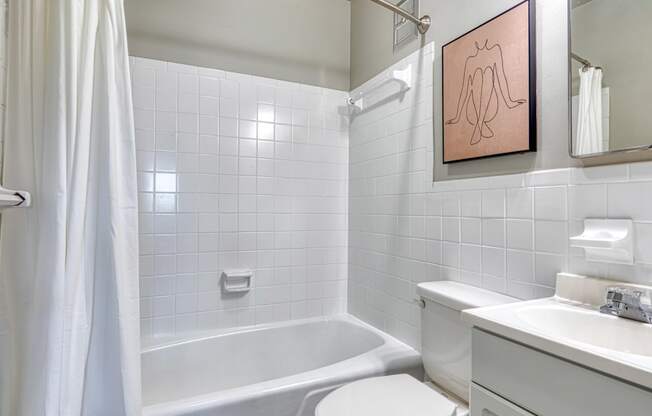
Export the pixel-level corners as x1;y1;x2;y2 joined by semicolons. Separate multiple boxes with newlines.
570;219;634;265
222;269;253;293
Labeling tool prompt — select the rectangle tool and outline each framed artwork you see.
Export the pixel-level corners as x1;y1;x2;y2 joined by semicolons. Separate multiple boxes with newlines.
442;0;536;163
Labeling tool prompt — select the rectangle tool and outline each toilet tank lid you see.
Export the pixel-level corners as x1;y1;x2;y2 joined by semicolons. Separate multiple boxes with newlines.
417;281;518;311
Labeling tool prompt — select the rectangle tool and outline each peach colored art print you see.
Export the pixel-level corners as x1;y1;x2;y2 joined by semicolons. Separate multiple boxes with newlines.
442;0;536;163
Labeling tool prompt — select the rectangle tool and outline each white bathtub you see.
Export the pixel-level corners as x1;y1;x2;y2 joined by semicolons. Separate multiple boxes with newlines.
142;314;422;416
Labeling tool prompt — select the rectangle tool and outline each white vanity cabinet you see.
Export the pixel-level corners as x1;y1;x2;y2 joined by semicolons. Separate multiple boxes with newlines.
470;383;534;416
470;329;652;415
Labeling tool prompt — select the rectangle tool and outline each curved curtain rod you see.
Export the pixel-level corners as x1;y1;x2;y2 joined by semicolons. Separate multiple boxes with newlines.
368;0;431;34
571;52;602;71
571;52;592;67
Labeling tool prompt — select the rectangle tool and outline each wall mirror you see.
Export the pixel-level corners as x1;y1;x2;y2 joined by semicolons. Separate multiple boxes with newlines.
569;0;652;158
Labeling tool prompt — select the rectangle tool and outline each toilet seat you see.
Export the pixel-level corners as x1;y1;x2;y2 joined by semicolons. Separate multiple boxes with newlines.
316;374;461;416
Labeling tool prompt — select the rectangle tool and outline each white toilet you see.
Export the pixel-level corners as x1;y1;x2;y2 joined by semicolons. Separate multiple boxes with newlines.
316;281;517;416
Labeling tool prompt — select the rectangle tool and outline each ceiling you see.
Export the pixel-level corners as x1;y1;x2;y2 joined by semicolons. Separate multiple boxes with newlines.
124;0;351;90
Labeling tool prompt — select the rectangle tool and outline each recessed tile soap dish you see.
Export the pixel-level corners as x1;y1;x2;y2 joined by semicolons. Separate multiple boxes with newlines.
570;219;634;265
222;269;253;293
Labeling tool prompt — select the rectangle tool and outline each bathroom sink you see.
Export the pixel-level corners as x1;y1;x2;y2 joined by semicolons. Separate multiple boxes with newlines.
461;273;652;391
515;304;652;357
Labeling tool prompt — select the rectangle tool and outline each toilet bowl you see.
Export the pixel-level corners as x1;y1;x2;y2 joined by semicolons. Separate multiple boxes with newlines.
316;374;468;416
316;281;517;416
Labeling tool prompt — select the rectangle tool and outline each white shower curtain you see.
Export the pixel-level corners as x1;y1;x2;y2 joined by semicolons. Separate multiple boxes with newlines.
0;0;141;415
575;67;605;155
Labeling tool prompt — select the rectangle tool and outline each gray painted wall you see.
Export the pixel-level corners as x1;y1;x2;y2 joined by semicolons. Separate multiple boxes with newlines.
126;0;351;90
351;0;580;181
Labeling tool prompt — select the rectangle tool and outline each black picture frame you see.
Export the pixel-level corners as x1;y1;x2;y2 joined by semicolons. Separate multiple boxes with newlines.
441;0;537;164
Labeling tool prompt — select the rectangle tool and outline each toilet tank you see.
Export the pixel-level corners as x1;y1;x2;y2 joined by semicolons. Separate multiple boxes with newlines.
417;281;516;402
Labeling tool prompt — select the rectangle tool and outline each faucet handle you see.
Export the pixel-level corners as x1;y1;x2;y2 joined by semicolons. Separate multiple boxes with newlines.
605;287;641;306
601;286;652;323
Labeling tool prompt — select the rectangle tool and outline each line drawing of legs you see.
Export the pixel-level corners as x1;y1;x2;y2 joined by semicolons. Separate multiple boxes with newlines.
466;66;499;144
446;40;527;146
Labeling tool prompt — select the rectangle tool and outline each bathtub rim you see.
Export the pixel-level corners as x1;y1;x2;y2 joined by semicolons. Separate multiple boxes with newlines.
142;313;387;353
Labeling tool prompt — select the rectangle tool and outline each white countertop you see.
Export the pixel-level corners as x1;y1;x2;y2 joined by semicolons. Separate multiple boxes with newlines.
462;296;652;391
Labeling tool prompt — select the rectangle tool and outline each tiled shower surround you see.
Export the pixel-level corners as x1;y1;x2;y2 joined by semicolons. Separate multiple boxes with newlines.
130;57;349;336
348;44;652;349
132;45;652;344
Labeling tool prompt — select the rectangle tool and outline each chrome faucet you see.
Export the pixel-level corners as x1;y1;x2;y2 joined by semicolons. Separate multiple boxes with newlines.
599;287;652;324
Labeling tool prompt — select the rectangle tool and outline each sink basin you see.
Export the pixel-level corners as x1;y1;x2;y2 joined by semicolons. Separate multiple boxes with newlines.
461;272;652;391
515;304;652;357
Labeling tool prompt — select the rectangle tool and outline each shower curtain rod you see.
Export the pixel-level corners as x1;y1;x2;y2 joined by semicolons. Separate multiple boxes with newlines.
368;0;431;34
571;52;601;71
571;53;592;67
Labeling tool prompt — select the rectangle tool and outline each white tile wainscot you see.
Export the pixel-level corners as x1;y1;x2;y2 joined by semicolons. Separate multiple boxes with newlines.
348;43;652;350
131;57;350;337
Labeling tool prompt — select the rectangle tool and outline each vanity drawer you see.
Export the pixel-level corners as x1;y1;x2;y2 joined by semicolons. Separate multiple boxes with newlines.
472;329;652;415
470;383;535;416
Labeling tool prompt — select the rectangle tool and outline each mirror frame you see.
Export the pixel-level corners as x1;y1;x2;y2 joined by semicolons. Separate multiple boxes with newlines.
567;0;652;160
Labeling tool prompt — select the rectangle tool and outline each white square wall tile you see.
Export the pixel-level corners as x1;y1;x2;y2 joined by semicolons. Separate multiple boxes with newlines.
441;195;460;217
155;172;177;191
220;79;239;99
220;117;238;137
482;190;505;218
482;274;507;294
133;65;156;89
156;88;177;112
506;250;534;282
461;218;482;244
442;218;460;242
568;184;606;220
459;270;482;287
482;247;505;278
178;114;198;134
571;164;628;184
505;281;536;300
534;221;567;255
634;223;652;264
534;186;567;220
179;74;199;94
442;243;459;268
460;244;482;273
425;194;442;216
526;169;570;187
426;240;442;264
460;191;482;217
507;188;534;219
629;161;652;181
157;71;178;92
482;219;505;248
607;182;652;221
133;87;155;109
535;253;564;287
506;220;533;250
199;76;219;97
179;94;199;114
199;96;219;116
